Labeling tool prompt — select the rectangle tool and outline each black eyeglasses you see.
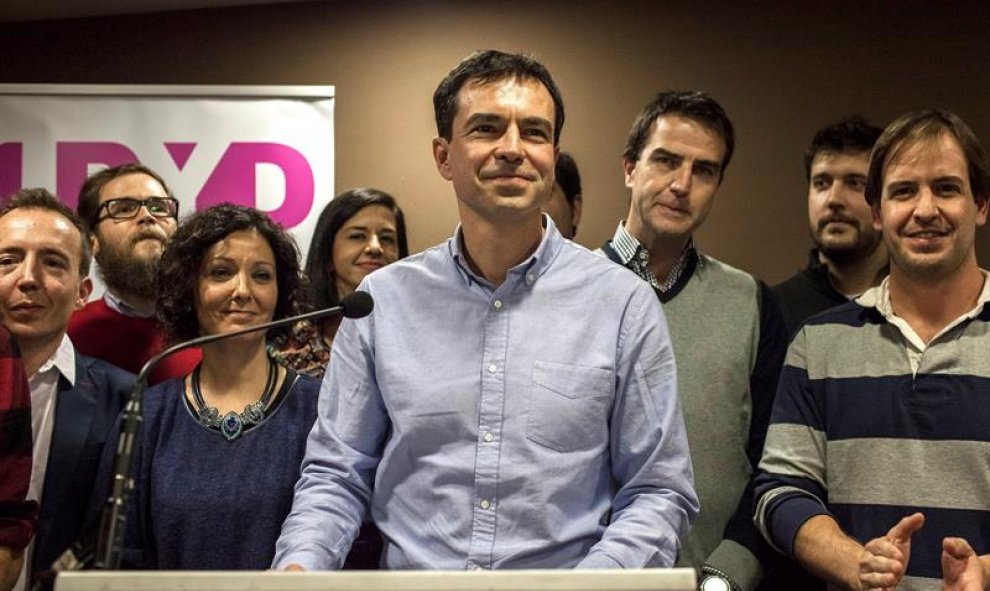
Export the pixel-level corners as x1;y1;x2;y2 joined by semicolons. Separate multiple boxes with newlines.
96;197;179;221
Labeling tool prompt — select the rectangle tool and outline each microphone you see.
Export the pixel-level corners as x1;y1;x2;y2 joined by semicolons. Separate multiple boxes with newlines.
48;291;375;578
339;290;374;319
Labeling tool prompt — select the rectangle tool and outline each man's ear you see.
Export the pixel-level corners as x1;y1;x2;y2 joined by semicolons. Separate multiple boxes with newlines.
433;137;453;181
976;195;989;227
571;194;583;229
872;203;883;231
89;233;101;257
76;277;93;310
623;157;637;189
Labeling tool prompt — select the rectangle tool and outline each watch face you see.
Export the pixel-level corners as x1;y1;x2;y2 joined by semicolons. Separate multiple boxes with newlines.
700;577;731;591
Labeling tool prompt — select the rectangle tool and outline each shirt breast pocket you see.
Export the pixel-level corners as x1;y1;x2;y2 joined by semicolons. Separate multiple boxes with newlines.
526;360;614;453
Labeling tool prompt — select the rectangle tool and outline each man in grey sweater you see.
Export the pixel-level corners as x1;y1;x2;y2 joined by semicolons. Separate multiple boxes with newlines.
600;91;788;591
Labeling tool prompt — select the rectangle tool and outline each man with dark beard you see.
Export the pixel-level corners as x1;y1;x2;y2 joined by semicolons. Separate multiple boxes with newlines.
69;163;200;383
774;117;887;337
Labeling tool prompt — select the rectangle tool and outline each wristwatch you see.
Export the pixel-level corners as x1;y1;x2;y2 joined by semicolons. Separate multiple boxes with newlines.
698;564;740;591
699;575;732;591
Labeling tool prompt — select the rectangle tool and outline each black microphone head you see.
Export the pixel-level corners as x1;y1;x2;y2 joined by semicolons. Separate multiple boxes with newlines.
341;290;374;319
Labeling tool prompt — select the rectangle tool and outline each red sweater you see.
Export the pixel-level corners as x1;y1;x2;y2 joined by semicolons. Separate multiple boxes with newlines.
68;298;201;384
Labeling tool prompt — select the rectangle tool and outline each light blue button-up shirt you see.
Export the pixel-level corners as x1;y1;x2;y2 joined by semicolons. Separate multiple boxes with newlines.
273;218;697;570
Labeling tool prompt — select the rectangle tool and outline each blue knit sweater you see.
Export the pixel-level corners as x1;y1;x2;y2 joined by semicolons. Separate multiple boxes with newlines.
115;372;320;569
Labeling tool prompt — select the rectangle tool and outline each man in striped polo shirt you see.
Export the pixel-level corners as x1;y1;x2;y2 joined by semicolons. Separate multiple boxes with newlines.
755;110;990;591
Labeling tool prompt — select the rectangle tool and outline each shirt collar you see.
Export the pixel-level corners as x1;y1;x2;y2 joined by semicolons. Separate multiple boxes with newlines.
858;271;990;346
608;221;697;290
449;213;563;289
807;248;886;300
609;221;642;266
806;248;830;275
105;289;154;318
35;333;77;386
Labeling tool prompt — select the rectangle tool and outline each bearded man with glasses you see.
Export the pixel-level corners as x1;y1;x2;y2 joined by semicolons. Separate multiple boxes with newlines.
69;163;201;383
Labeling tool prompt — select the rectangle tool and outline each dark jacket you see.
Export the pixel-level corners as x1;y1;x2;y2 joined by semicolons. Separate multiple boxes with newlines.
32;353;132;579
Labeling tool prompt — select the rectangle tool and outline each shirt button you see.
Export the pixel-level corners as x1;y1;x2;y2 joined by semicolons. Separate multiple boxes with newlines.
488;363;497;373
479;499;491;510
526;273;535;284
493;300;503;310
469;564;483;571
483;432;494;442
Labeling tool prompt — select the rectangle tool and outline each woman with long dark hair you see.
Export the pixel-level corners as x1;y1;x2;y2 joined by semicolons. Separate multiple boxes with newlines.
271;188;407;377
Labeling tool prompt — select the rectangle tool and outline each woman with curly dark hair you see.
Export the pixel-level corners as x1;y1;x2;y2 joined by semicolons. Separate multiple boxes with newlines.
271;188;407;377
101;204;320;570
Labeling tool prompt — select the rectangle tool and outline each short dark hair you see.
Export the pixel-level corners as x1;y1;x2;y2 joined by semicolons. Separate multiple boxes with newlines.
157;204;302;343
804;116;883;179
1;188;92;277
78;163;174;233
555;152;582;206
865;109;990;208
434;49;565;145
304;188;408;311
623;91;735;183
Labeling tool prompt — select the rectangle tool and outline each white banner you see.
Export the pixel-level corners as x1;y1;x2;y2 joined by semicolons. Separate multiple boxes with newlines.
0;84;334;296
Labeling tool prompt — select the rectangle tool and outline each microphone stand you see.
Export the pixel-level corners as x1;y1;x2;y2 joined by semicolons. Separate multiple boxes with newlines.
38;291;373;585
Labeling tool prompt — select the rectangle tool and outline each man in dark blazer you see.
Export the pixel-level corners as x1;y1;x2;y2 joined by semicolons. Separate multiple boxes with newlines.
0;189;131;590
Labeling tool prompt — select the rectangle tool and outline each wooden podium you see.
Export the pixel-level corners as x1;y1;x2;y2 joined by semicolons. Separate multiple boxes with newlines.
55;568;696;591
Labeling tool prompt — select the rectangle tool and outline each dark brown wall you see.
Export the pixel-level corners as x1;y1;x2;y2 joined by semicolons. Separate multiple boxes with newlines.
3;0;988;283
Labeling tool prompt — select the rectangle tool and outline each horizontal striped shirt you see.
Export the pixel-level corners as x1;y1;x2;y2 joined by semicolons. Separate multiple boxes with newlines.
755;274;990;591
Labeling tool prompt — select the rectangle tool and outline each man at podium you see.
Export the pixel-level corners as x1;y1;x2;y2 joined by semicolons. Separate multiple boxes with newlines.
272;50;698;571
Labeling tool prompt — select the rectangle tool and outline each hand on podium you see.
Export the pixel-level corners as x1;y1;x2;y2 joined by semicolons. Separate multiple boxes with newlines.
282;564;306;572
